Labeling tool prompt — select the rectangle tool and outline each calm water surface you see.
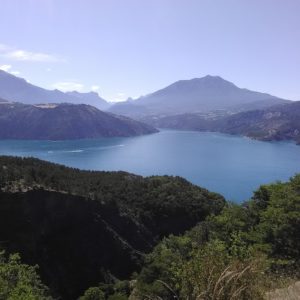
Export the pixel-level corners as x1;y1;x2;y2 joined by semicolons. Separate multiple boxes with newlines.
1;130;300;202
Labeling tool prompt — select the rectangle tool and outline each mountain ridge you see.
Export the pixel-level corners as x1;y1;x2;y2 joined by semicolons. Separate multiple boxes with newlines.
0;101;158;139
109;75;289;118
143;101;300;144
0;70;109;110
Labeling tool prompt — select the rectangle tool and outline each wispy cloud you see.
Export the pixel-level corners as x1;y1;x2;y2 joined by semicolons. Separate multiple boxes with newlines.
91;85;100;92
0;64;12;72
0;64;21;76
111;92;127;102
0;44;64;62
6;50;61;62
0;44;10;51
52;81;84;92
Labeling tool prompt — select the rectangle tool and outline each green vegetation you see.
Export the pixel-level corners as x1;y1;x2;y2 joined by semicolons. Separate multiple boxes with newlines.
133;175;300;299
0;101;158;140
78;282;131;300
79;287;105;300
0;156;224;299
0;156;224;239
0;156;299;299
145;100;300;144
0;251;52;300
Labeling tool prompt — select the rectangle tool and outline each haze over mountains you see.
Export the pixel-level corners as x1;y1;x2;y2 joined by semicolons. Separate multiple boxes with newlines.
66;91;110;110
1;70;298;143
0;71;289;118
109;75;289;118
0;70;109;110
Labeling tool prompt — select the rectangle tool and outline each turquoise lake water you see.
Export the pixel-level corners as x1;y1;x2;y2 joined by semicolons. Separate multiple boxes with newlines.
1;130;300;202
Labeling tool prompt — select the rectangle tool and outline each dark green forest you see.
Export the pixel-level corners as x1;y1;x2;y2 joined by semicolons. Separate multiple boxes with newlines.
0;156;299;299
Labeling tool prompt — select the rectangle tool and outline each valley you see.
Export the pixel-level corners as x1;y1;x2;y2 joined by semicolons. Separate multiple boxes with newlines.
1;130;300;202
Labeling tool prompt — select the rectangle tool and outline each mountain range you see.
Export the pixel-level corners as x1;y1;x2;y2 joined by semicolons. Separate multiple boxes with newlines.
145;101;300;144
0;102;157;139
0;70;109;110
0;70;298;143
109;75;289;118
0;71;290;118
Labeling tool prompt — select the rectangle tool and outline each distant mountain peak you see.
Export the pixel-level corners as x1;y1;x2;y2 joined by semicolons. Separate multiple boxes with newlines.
202;74;223;79
109;75;288;117
171;75;235;86
193;75;236;86
159;75;237;95
0;69;26;82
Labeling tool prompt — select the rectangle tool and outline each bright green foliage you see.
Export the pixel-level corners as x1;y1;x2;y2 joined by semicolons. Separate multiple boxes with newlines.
210;176;300;264
79;281;130;300
137;235;193;298
137;237;267;300
135;175;300;299
112;281;130;297
254;177;300;260
0;251;52;300
107;293;128;300
79;287;105;300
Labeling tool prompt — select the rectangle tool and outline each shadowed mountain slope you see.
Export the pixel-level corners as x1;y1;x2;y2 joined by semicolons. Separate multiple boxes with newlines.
0;156;225;299
144;101;300;143
0;102;158;139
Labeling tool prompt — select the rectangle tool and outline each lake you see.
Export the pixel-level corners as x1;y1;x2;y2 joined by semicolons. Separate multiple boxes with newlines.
1;130;300;202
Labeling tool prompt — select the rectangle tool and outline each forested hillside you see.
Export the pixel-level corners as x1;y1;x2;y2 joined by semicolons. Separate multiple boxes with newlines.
0;156;224;299
0;102;157;140
78;173;300;299
145;101;300;144
0;157;299;299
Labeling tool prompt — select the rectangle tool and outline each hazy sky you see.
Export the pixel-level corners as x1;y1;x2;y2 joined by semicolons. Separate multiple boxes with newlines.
0;0;299;102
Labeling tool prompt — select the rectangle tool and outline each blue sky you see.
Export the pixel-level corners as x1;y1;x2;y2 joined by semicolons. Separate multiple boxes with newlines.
0;0;299;102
